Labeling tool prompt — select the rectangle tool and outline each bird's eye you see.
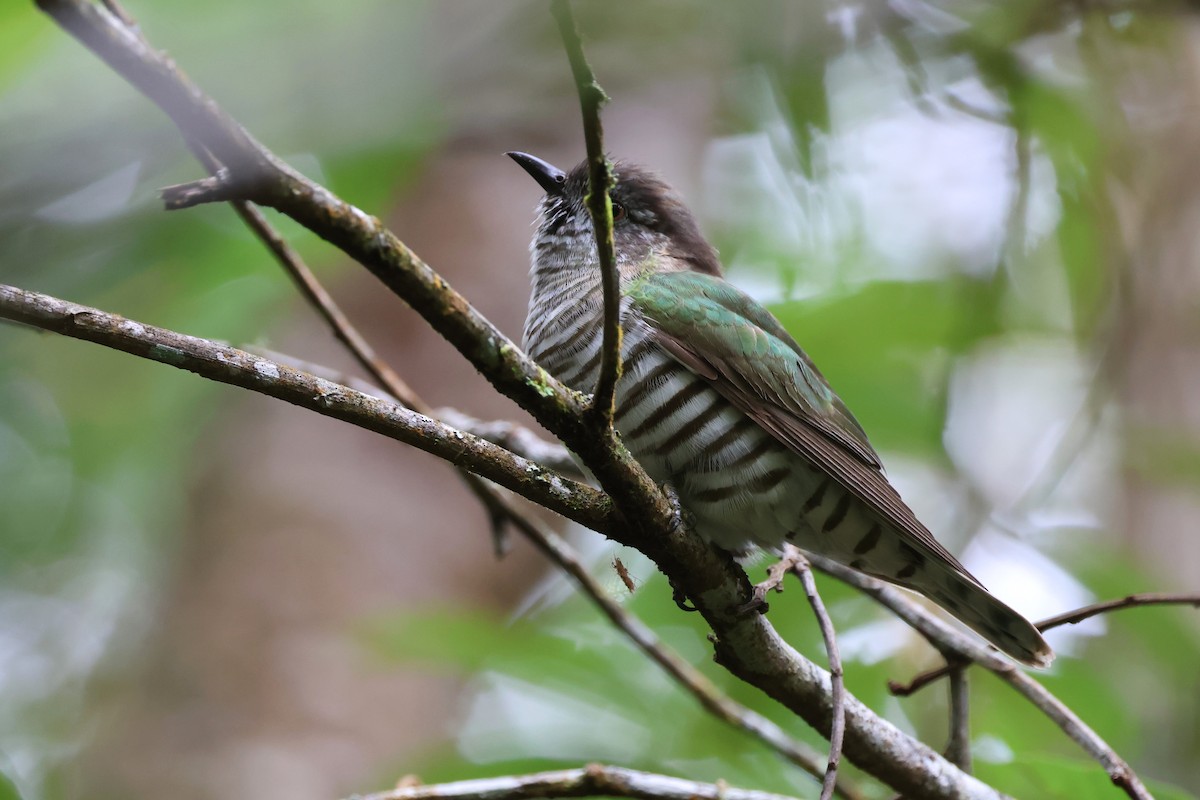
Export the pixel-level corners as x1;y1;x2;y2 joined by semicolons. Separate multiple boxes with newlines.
612;201;627;222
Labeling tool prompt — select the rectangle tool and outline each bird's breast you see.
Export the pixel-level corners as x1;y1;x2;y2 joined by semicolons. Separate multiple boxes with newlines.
524;287;803;550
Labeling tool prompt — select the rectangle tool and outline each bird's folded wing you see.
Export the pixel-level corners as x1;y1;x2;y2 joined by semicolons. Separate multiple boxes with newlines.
629;270;976;582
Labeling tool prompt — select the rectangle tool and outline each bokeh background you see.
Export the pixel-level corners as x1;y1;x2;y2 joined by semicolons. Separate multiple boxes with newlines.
2;1;1199;799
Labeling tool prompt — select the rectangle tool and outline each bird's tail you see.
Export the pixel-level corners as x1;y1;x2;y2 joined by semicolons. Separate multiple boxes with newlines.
818;513;1054;667
915;564;1053;669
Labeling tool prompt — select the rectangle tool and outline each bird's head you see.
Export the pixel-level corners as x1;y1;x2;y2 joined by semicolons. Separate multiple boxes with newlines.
507;151;721;277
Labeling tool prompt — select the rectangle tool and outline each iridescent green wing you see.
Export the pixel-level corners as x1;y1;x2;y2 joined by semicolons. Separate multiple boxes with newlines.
629;270;970;575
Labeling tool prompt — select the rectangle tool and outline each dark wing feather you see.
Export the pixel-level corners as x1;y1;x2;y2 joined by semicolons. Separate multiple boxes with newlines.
630;270;976;581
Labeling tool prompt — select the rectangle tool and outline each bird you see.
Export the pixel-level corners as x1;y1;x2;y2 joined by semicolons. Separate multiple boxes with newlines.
507;151;1053;668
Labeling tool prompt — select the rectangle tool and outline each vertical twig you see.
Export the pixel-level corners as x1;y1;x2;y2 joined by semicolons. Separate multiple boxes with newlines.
551;0;621;427
788;548;845;800
945;667;972;773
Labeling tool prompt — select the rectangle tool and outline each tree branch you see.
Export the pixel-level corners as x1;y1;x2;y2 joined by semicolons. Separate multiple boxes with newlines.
245;349;583;477
432;407;581;477
161;169;244;208
354;765;801;800
550;0;621;428
0;284;608;533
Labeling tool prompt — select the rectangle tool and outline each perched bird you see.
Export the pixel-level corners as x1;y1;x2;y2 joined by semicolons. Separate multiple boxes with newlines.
508;151;1053;668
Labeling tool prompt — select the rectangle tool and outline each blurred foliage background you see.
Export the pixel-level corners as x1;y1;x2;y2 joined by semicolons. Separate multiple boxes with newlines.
2;1;1199;799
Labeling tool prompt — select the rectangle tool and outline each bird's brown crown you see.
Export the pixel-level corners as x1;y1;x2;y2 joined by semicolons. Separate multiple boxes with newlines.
553;159;723;277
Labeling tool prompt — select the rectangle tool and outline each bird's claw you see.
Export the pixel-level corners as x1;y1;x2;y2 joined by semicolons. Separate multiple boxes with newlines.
736;587;771;616
670;578;699;612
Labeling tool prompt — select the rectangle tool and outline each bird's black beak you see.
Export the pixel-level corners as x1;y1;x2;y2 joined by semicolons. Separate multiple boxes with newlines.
506;151;567;197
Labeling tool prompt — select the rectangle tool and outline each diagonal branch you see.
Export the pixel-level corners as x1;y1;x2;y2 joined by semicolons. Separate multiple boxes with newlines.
0;284;609;532
551;0;621;427
354;764;801;800
247;348;580;475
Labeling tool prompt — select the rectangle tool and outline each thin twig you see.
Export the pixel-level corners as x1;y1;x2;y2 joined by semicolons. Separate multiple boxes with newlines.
1037;592;1200;632
551;0;621;427
743;545;802;612
182;143;421;406
945;668;972;773
807;554;1151;800
888;664;955;698
161;170;242;208
788;548;845;800
353;764;802;800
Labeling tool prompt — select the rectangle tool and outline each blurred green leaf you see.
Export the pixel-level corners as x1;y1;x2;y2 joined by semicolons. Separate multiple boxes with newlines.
362;608;551;672
771;277;1004;456
0;770;22;800
978;754;1196;800
1127;429;1200;489
0;8;51;91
